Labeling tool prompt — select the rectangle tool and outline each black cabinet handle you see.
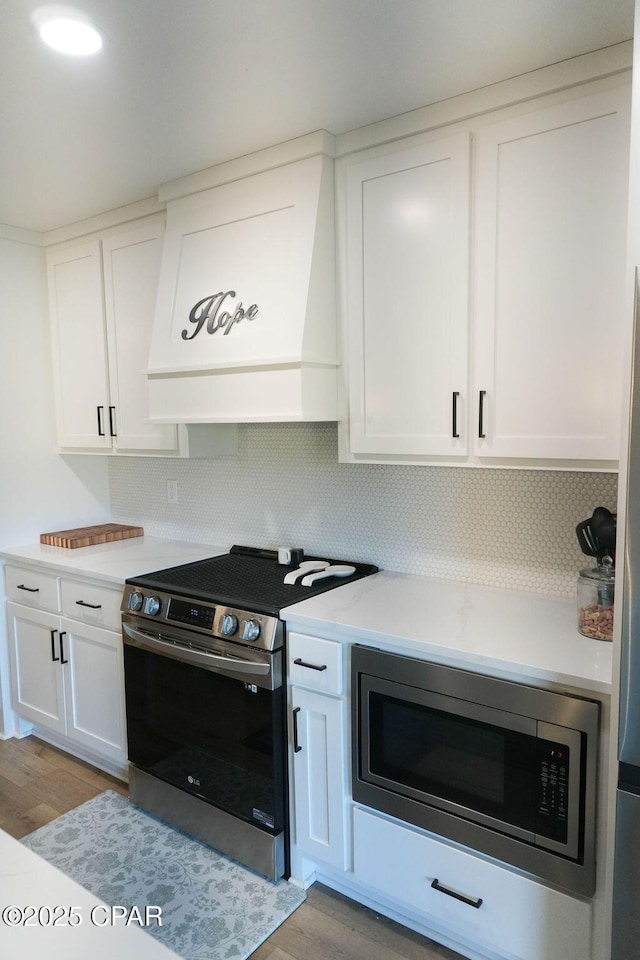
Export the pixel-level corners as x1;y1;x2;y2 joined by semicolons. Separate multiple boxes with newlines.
478;390;487;439
96;406;105;437
430;878;483;909
75;600;102;609
293;706;302;753
17;584;39;593
108;406;117;437
59;631;68;665
293;657;327;672
50;629;60;662
452;391;460;439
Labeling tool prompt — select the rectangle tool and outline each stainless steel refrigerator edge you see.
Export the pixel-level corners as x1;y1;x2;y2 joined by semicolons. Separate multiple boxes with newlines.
612;266;640;959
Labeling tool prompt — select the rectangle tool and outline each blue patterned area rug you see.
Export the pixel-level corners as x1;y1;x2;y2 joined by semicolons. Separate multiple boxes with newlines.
22;790;305;960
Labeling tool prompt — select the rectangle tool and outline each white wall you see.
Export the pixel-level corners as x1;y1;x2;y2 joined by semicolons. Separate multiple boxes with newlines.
0;230;111;736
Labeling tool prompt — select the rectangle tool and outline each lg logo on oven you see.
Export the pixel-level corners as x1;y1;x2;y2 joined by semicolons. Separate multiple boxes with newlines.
187;775;201;787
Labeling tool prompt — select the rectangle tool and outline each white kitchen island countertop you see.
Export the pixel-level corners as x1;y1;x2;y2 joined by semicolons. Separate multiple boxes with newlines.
282;570;612;695
0;537;226;585
0;828;178;958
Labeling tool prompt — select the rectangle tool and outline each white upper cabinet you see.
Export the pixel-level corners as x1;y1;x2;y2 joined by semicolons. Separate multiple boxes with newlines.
339;79;631;468
102;224;177;451
47;240;111;449
341;133;470;458
47;222;171;453
46;220;237;456
473;88;630;463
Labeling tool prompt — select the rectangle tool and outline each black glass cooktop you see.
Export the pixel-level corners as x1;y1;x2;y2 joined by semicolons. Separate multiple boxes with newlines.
126;545;378;617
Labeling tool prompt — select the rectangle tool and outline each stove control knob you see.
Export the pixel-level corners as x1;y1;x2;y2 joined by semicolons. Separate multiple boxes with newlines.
128;591;143;612
220;613;239;636
143;595;161;616
242;619;261;642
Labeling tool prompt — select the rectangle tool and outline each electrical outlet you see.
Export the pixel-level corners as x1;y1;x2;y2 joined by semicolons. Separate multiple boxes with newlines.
166;480;178;503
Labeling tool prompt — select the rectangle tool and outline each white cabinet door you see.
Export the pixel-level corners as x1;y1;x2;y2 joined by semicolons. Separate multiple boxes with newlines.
61;618;127;764
46;221;193;457
6;602;66;734
291;687;349;870
473;87;630;462
342;133;470;457
102;223;179;452
47;241;111;449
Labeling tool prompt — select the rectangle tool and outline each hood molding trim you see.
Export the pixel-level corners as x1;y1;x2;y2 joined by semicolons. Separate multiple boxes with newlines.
146;358;339;377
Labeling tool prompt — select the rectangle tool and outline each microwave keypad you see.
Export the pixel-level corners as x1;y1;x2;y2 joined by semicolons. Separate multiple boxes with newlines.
536;740;569;843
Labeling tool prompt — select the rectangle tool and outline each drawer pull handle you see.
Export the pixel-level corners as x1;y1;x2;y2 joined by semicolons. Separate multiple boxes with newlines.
17;584;39;593
293;706;302;753
293;657;327;672
59;631;68;665
430;878;483;909
50;629;60;663
75;600;102;609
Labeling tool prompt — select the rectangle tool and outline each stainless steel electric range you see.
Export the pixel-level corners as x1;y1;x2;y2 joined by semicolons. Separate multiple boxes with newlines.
121;544;378;880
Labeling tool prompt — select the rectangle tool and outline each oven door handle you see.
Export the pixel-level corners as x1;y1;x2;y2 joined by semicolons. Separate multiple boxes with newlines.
122;623;271;676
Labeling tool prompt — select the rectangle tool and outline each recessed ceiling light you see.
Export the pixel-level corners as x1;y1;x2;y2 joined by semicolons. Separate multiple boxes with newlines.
31;5;103;56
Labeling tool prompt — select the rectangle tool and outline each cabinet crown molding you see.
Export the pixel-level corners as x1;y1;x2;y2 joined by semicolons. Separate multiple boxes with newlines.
335;40;632;157
158;130;337;204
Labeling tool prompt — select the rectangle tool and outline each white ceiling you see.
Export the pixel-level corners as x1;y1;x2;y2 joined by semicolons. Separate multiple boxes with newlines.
1;0;634;233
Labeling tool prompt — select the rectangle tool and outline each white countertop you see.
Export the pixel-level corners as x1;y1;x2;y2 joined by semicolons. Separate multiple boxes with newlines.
0;537;226;585
0;540;612;694
0;829;178;959
282;570;612;695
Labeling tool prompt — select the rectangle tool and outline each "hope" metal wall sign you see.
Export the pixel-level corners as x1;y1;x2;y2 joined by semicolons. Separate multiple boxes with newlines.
181;291;259;340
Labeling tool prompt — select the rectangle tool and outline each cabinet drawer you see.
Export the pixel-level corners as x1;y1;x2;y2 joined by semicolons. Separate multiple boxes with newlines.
353;806;591;960
5;565;60;612
288;633;343;694
61;578;122;632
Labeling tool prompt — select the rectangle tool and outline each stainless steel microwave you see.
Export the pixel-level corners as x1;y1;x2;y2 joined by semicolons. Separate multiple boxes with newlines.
351;645;599;897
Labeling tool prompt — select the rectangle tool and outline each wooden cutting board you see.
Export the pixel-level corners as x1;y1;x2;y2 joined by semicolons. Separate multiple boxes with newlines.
40;523;144;549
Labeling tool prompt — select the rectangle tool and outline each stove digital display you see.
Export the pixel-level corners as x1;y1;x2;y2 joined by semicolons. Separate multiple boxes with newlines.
167;598;215;629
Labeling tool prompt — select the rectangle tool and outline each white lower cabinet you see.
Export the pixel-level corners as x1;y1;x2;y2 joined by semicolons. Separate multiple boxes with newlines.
352;806;591;960
5;568;127;776
59;617;126;763
289;631;349;870
291;686;348;869
7;604;66;735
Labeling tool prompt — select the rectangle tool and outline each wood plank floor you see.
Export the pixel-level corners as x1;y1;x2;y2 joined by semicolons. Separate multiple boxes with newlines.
0;736;465;960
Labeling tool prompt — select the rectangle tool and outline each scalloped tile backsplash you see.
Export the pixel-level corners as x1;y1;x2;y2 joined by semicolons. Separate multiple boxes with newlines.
108;423;617;598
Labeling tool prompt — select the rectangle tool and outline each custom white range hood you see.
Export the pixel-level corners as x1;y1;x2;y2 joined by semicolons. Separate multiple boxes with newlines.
146;134;339;423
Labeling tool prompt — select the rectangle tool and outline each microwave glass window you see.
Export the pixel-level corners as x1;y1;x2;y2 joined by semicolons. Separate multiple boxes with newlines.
368;691;538;830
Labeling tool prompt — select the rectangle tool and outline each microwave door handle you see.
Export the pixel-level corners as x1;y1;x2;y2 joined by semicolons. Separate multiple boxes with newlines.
122;622;270;676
